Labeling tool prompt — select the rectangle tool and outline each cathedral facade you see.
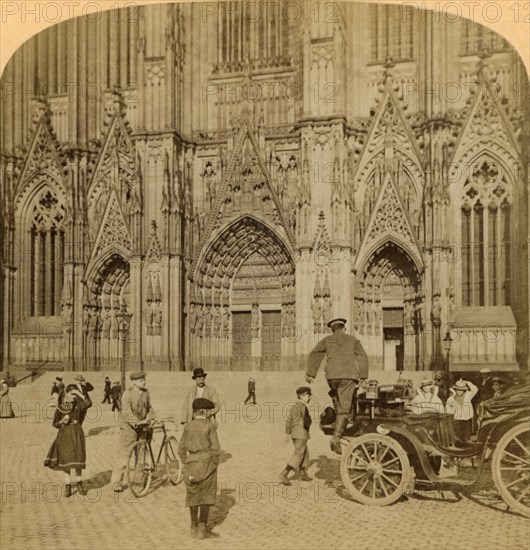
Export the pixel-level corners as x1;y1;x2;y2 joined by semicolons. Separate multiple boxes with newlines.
1;2;528;374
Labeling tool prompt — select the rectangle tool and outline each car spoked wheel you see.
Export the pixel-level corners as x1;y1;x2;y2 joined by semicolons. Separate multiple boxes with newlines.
491;424;530;518
340;433;414;506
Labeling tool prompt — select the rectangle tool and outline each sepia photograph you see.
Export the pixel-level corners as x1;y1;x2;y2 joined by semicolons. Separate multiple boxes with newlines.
0;1;529;548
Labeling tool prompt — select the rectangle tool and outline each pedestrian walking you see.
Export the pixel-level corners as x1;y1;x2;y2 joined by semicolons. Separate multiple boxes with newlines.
51;376;64;398
305;318;369;454
110;381;122;412
244;377;256;405
178;398;221;540
44;384;92;497
110;372;156;492
181;368;220;425
279;387;313;486
0;380;15;418
445;379;478;444
102;377;112;404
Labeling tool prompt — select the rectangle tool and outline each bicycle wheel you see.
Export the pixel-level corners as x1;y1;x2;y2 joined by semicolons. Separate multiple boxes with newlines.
165;436;183;485
127;440;153;497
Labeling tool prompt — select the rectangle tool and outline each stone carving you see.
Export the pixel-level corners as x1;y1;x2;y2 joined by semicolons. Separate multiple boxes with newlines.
91;190;133;259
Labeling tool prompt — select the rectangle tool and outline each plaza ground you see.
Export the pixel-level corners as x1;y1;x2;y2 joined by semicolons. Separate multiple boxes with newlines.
1;371;529;550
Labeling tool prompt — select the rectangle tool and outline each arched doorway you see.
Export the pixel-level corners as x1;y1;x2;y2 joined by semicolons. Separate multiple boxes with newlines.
190;216;295;370
83;254;131;369
355;241;423;371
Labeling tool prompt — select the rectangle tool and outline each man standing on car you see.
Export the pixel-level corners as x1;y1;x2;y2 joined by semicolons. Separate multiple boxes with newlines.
110;372;156;492
305;318;369;455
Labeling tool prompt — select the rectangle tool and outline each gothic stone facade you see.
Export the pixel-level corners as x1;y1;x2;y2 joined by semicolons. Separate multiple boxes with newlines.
1;2;529;374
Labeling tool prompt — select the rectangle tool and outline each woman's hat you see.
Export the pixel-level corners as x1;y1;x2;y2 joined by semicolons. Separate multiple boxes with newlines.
453;379;469;391
130;371;146;381
74;375;86;382
192;398;215;410
420;378;434;389
492;376;504;384
192;368;207;379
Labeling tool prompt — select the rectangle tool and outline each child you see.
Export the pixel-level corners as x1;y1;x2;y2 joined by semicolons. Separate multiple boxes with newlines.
178;398;220;540
44;384;92;497
279;387;312;486
445;379;478;443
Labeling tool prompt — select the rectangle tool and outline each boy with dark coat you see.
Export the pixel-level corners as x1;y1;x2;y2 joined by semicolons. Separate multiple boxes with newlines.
179;398;221;540
279;387;312;486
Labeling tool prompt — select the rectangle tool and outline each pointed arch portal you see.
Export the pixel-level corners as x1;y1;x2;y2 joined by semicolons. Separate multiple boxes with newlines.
83;253;131;369
355;240;424;371
190;216;295;370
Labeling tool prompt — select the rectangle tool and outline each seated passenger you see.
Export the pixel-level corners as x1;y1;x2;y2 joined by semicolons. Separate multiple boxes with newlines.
407;379;445;415
491;376;506;398
445;379;478;443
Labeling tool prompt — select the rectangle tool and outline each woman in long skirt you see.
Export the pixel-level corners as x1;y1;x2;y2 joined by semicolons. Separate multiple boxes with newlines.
0;380;15;418
44;384;92;497
179;398;221;540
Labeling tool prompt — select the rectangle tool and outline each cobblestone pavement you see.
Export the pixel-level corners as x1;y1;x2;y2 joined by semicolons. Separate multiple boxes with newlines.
1;372;529;550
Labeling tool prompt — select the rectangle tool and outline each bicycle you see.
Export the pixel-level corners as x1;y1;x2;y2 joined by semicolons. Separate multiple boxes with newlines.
126;418;183;497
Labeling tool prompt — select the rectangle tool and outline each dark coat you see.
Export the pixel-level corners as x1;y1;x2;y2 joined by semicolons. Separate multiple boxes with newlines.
307;330;369;380
285;401;312;440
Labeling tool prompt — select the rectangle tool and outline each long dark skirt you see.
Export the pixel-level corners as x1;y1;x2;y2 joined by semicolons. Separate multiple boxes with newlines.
44;424;86;471
184;461;217;507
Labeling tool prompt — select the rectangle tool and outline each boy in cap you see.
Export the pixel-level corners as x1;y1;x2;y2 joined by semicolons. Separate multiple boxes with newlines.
110;372;156;492
279;387;313;486
179;398;221;540
102;376;112;404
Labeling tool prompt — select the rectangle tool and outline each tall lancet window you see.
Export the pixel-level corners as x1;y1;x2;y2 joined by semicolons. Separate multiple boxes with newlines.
461;160;511;307
370;4;415;64
460;20;509;56
217;0;292;71
28;189;65;316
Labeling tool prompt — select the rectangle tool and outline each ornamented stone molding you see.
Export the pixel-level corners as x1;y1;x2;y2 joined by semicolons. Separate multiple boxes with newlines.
355;172;423;275
87;113;142;241
85;190;133;284
14;116;67;212
194;114;294;272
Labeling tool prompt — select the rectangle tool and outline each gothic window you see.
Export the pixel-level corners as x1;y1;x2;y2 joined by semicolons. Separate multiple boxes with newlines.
461;160;511;307
460;20;509;55
217;1;291;71
28;190;65;317
370;5;414;64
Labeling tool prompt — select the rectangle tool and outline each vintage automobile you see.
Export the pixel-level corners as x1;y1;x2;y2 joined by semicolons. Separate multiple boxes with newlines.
320;379;530;517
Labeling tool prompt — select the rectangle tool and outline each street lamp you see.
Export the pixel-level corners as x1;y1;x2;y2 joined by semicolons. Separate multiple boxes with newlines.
116;304;133;392
443;331;453;380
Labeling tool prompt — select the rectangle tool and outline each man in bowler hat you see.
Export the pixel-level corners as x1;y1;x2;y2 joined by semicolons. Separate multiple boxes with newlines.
306;318;368;454
180;368;221;425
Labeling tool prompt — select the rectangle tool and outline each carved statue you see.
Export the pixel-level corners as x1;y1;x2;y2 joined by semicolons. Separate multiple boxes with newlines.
101;307;111;339
251;303;260;339
431;294;442;327
212;305;221;338
311;297;322;332
153;303;162;336
203;305;213;338
321;295;332;328
195;305;204;338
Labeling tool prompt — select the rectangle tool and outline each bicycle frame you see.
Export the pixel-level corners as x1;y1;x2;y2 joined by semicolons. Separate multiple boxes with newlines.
136;422;171;470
